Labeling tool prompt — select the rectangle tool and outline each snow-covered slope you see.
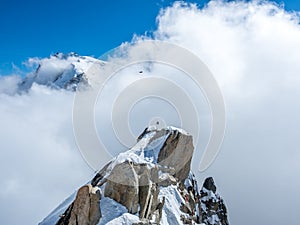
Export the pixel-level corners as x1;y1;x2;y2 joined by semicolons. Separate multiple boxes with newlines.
39;127;229;225
20;52;105;91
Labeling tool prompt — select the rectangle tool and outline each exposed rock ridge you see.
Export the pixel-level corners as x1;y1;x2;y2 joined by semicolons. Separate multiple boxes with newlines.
41;127;229;225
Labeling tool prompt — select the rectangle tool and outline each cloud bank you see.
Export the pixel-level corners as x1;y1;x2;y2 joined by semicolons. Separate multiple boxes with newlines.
0;85;92;224
153;1;300;224
1;1;300;224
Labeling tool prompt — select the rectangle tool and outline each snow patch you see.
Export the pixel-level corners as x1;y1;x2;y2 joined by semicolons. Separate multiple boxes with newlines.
98;196;130;225
104;213;140;225
159;186;186;225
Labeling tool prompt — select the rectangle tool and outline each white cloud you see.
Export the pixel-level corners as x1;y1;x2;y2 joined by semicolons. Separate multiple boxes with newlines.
1;1;300;225
153;1;300;224
0;85;92;224
155;0;300;97
0;75;21;95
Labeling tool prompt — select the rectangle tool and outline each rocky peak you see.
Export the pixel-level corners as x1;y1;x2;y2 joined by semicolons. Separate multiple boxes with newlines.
203;177;217;193
19;53;105;92
39;126;230;225
53;52;80;59
199;177;229;225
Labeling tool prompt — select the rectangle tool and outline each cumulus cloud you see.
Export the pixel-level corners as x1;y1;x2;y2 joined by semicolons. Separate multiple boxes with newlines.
153;1;300;224
1;1;300;225
0;84;93;224
0;75;21;95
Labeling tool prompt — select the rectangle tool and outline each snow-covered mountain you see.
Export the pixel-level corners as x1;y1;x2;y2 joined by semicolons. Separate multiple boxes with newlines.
19;52;105;91
39;126;229;225
25;53;230;225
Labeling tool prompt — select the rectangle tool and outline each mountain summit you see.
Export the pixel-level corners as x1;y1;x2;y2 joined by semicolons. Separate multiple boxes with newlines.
39;127;229;225
19;53;105;91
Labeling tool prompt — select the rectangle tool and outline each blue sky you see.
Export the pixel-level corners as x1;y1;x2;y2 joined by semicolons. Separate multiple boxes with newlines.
0;0;299;75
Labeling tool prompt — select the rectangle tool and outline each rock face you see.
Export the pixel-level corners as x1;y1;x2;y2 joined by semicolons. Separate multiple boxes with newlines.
199;177;229;225
56;185;101;225
203;177;217;193
177;175;230;225
103;161;161;220
102;128;195;220
157;129;194;182
40;127;230;225
104;161;139;214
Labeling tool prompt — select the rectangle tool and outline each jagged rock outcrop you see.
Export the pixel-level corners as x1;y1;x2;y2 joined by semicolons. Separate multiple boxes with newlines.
104;161;139;214
177;175;229;225
102;128;195;221
198;177;229;225
56;185;101;225
103;161;161;220
137;164;155;219
157;129;194;182
203;177;217;193
178;173;200;223
40;127;230;225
